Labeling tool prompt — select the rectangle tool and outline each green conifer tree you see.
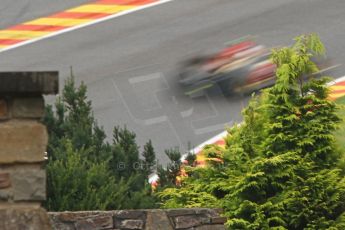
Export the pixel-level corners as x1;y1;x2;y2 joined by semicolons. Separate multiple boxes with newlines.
44;75;158;210
159;34;345;229
156;148;183;188
142;140;157;176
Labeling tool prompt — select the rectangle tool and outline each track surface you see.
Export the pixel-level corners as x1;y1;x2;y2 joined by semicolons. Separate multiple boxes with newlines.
1;0;345;162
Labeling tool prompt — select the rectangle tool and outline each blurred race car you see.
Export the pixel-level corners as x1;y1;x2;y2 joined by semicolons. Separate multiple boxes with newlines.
178;38;336;98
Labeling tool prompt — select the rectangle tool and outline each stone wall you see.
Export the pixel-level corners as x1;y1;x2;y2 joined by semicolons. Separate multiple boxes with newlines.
0;72;58;230
48;208;226;230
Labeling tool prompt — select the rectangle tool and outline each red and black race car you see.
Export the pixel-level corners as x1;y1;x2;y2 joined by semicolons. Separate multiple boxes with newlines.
178;38;335;97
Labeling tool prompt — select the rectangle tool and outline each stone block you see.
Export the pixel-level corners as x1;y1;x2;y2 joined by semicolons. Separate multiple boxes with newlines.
74;214;114;230
12;96;44;118
174;215;200;229
0;167;45;201
118;219;143;229
90;214;113;229
114;210;146;219
0;71;58;95
0;206;52;230
0;99;8;119
49;212;76;230
146;210;173;230
57;211;94;222
50;222;75;230
173;215;210;229
75;219;97;230
74;214;113;230
194;225;226;230
166;208;196;217
53;211;114;229
11;168;46;201
0;120;48;163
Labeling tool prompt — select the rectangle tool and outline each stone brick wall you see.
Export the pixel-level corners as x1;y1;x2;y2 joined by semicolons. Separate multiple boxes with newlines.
48;208;226;230
0;72;58;230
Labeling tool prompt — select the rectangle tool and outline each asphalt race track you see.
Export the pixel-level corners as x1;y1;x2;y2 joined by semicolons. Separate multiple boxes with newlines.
0;0;345;162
